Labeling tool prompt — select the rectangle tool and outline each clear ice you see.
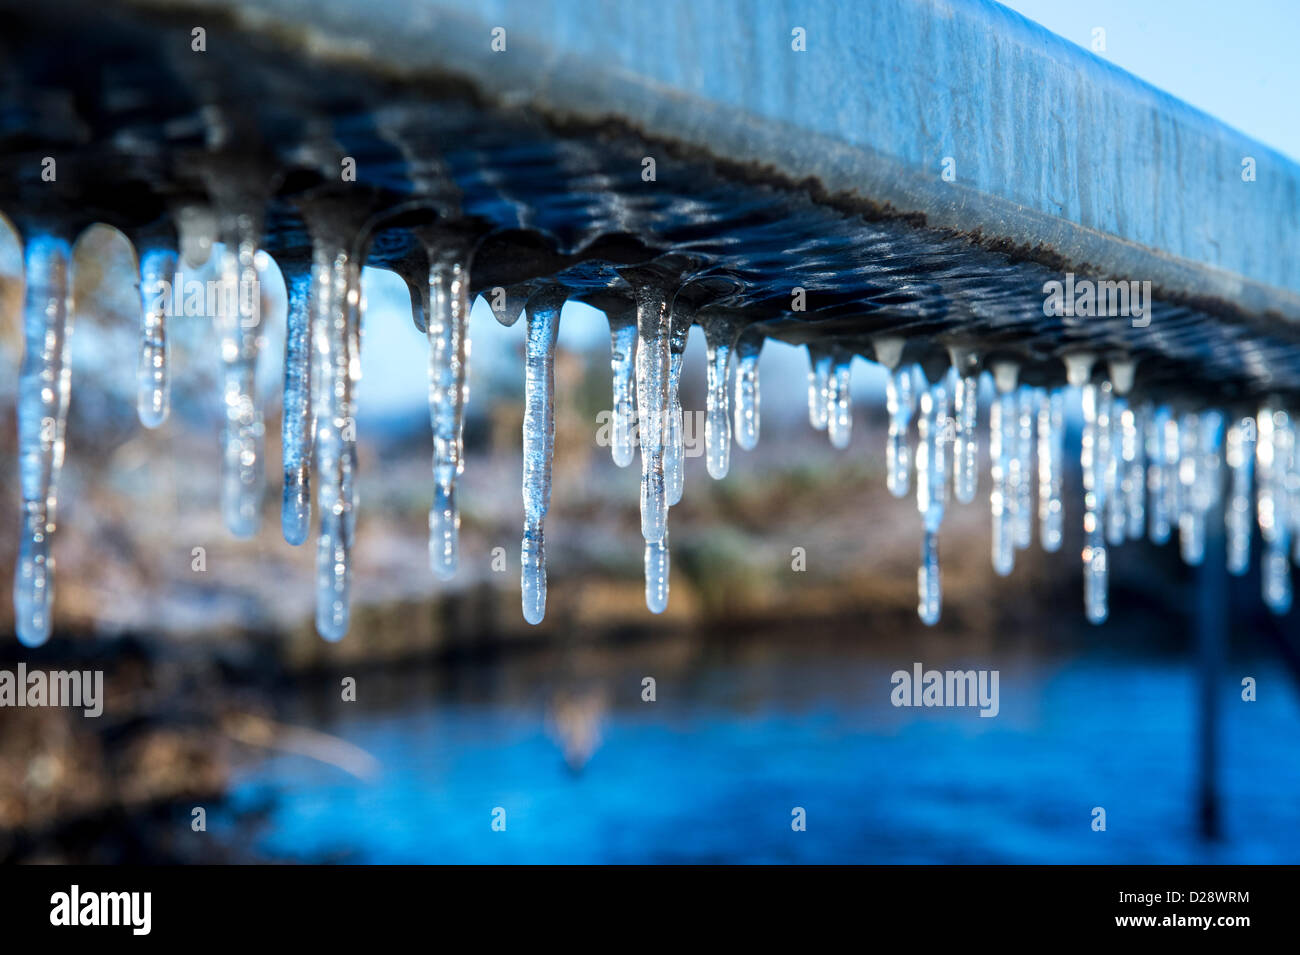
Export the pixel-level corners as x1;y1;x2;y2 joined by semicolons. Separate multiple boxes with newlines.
281;264;313;546
521;291;563;626
733;332;762;451
427;247;472;579
606;306;637;468
136;246;175;429
635;284;671;546
885;364;916;498
14;235;75;648
702;315;736;478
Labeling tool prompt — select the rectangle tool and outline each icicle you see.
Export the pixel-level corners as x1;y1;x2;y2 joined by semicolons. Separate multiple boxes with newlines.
175;204;216;269
664;301;693;504
916;378;950;625
1257;406;1293;614
1226;417;1255;576
885;364;916;498
13;234;74;647
309;240;362;641
1123;403;1148;541
635;283;672;546
427;245;472;580
1037;388;1064;552
826;351;853;450
1081;378;1112;624
989;363;1019;576
136;247;175;428
520;289;564;625
645;533;670;614
216;210;267;538
733;331;762;451
1146;407;1174;544
1012;384;1034;550
806;344;832;431
702;313;737;478
606;305;637;468
949;348;979;504
1177;411;1204;564
281;263;313;546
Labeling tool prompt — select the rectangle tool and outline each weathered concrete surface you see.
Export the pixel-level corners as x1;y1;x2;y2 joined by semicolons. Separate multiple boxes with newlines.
143;0;1299;321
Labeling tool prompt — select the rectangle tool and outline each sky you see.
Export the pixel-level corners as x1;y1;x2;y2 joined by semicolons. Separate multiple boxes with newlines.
998;0;1299;161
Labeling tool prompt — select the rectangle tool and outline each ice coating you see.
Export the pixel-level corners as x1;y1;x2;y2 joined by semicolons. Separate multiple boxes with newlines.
733;332;762;451
310;241;362;642
426;246;472;579
606;306;637;468
136;246;175;429
13;235;74;648
634;283;671;545
702;314;736;478
216;212;267;538
281;263;313;546
521;290;563;626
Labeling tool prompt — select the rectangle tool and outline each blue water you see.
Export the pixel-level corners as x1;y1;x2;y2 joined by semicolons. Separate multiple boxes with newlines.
220;652;1300;863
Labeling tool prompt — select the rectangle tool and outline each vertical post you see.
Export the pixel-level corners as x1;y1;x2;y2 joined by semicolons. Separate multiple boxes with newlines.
1195;517;1225;840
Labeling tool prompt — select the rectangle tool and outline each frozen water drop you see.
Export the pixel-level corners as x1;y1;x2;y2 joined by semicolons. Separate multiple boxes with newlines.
645;534;670;614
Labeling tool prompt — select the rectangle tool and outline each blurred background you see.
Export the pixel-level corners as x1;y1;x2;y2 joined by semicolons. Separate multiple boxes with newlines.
0;0;1298;864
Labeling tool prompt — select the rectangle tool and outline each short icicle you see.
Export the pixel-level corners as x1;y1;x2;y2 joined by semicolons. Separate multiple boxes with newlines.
136;246;176;428
426;242;473;579
13;233;74;647
733;330;762;451
701;313;737;478
606;304;637;468
885;364;916;498
520;288;565;626
280;262;313;546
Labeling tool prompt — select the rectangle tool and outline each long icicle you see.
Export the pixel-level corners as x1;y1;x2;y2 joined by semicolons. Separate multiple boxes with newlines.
216;209;266;537
733;331;762;451
310;239;361;641
1257;406;1293;614
1226;417;1255;576
14;233;74;647
427;243;472;579
1037;387;1064;552
1081;378;1112;624
1012;383;1034;550
989;363;1018;576
826;350;853;450
950;349;980;504
635;282;671;547
916;376;950;625
521;288;564;625
806;344;832;431
1146;406;1174;545
702;313;737;478
886;364;916;498
665;300;693;504
136;246;176;428
606;304;637;468
280;262;313;546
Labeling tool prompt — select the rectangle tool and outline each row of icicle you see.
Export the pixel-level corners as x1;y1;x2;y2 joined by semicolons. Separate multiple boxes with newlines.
8;222;1299;647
